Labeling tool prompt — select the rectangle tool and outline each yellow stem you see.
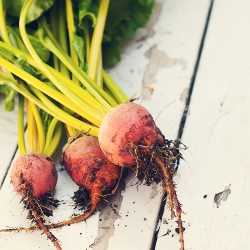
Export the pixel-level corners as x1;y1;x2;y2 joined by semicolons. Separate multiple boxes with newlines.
96;51;103;87
0;56;104;126
3;79;99;136
19;1;108;122
84;19;91;61
41;37;117;109
44;117;59;152
17;95;26;154
88;0;110;81
65;0;79;83
30;87;100;136
0;41;109;114
0;1;11;44
44;121;63;157
65;124;78;137
26;99;38;152
30;101;45;153
57;1;71;79
102;70;129;103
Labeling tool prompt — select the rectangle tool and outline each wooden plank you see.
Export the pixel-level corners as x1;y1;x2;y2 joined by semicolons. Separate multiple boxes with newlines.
100;0;211;249
155;0;250;249
0;0;211;249
0;101;18;185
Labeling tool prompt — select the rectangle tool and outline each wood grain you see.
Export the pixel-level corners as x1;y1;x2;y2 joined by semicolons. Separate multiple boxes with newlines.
156;0;250;249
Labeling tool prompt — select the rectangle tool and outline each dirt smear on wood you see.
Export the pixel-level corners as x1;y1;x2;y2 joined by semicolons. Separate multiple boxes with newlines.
91;170;129;250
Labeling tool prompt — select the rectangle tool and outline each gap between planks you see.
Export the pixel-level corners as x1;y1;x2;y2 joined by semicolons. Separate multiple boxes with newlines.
150;0;215;249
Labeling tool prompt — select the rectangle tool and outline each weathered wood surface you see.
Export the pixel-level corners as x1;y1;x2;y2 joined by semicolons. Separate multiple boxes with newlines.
0;102;18;186
156;0;250;249
2;0;249;249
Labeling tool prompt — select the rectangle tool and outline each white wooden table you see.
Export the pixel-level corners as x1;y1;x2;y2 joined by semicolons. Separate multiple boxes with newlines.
1;0;250;249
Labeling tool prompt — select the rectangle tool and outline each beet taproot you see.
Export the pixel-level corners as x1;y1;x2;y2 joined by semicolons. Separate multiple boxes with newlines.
37;134;121;228
98;102;185;249
8;153;61;249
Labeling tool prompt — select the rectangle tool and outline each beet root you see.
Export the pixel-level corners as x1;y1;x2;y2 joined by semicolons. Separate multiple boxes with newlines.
98;102;185;250
8;153;61;250
63;134;120;193
5;135;121;231
11;153;58;198
38;134;121;229
99;102;157;167
63;134;120;213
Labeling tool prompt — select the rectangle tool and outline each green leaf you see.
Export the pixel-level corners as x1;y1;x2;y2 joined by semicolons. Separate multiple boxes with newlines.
102;0;155;68
0;80;17;112
0;46;15;61
40;108;53;134
13;56;58;91
102;43;121;68
6;0;56;24
72;31;86;70
71;0;154;68
75;0;99;29
29;29;51;62
7;27;25;49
